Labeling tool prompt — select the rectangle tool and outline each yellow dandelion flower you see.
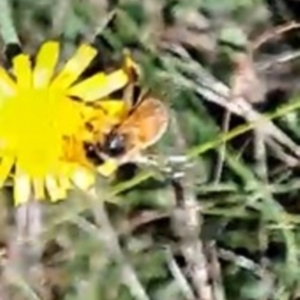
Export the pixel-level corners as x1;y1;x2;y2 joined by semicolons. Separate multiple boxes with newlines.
0;41;130;205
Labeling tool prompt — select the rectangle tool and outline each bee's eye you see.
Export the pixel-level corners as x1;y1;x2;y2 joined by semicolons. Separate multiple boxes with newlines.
104;133;126;157
83;142;104;164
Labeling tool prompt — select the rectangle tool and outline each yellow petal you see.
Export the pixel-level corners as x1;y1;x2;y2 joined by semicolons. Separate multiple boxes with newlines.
71;168;94;190
97;159;118;177
56;188;67;201
33;41;59;88
58;175;71;192
14;173;31;205
13;54;32;89
0;156;14;187
45;175;64;202
98;99;128;118
0;67;17;97
122;50;140;78
54;174;67;199
67;69;129;102
32;177;45;200
52;44;97;89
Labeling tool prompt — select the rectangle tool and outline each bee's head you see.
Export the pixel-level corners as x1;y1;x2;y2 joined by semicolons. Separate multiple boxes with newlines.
102;131;127;157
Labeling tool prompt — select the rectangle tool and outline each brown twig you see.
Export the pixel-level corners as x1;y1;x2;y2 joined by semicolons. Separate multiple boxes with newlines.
85;9;117;43
230;52;268;180
159;46;300;162
9;202;44;270
165;246;197;300
169;112;214;300
218;248;264;277
254;129;268;180
207;242;226;300
171;178;213;300
7;201;46;298
85;188;150;300
50;0;71;38
251;21;300;51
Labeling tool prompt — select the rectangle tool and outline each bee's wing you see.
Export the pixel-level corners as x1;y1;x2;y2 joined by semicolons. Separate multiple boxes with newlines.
97;97;168;177
119;97;169;150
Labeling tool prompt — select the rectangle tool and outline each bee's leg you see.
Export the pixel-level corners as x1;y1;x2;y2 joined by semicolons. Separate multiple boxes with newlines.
117;148;158;168
122;81;135;107
117;147;142;164
97;151;111;161
131;154;159;167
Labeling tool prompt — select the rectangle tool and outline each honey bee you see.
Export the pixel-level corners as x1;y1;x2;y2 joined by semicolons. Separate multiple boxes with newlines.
85;88;169;175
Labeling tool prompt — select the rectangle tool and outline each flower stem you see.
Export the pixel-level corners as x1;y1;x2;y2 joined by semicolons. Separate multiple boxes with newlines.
8;202;46;297
87;188;150;300
0;0;19;44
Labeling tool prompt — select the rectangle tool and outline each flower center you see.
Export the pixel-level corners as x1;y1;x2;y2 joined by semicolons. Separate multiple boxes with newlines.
0;86;81;177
